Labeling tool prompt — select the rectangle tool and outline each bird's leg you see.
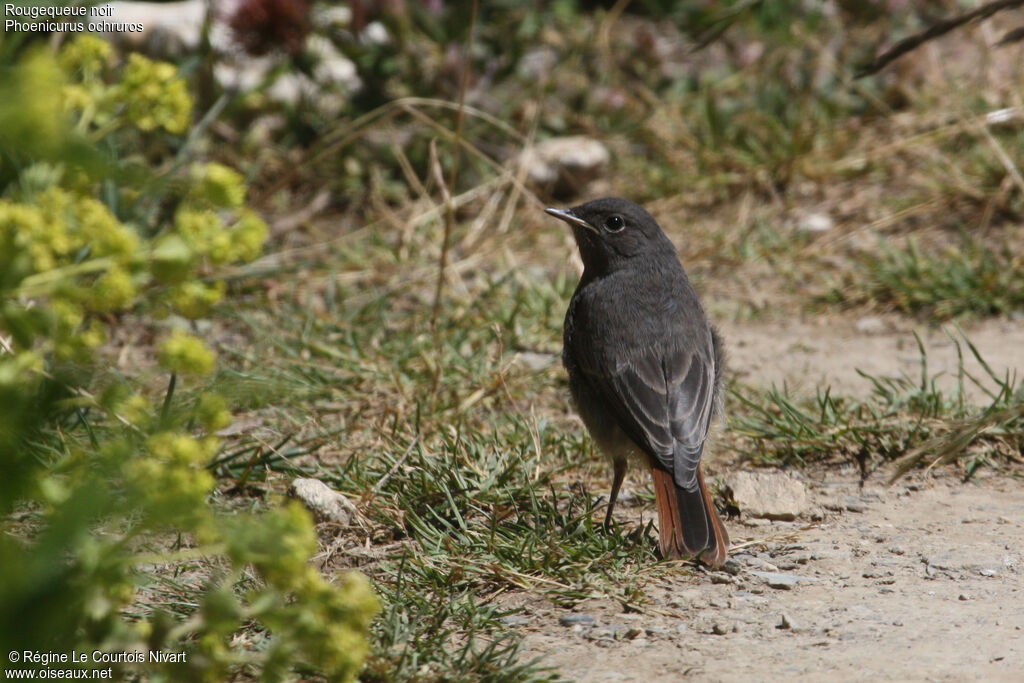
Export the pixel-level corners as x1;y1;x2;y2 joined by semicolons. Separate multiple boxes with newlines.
604;457;627;530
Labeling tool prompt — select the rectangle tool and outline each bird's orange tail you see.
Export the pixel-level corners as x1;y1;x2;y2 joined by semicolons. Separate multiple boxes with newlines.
652;466;729;568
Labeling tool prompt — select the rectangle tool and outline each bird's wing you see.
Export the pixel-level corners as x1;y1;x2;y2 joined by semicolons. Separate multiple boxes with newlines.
578;341;715;492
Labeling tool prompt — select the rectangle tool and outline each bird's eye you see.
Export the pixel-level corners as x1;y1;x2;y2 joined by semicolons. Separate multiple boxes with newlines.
604;215;625;232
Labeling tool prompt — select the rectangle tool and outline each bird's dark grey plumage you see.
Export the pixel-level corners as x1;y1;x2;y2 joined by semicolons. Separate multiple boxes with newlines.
546;197;729;566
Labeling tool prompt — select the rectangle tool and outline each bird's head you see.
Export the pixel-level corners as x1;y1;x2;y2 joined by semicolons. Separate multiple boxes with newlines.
545;197;675;273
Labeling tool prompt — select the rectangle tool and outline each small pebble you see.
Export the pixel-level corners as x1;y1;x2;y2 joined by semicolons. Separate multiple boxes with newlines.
777;614;795;630
750;571;819;590
559;613;595;627
584;627;617;642
644;626;672;636
712;623;730;635
855;316;885;335
797;212;834;234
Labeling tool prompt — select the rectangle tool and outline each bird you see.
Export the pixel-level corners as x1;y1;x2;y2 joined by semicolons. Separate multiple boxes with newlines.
545;197;729;568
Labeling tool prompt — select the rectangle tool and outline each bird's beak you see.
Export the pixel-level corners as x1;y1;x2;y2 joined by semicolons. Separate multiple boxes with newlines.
544;207;599;234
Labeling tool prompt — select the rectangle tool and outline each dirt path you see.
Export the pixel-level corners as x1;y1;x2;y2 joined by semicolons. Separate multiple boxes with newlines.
719;315;1024;400
502;321;1024;681
505;473;1023;682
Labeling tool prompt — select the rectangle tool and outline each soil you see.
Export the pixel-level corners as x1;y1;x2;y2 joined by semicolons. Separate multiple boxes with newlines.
720;315;1024;402
500;318;1024;682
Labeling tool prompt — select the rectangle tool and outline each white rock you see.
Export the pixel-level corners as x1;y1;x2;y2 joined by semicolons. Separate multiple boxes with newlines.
796;212;834;234
724;471;809;521
288;478;356;525
518;136;610;195
855;316;886;334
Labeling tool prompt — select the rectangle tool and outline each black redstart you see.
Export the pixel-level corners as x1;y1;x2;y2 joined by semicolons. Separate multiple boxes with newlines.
545;197;729;567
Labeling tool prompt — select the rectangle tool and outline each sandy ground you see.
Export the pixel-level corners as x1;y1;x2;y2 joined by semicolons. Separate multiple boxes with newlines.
720;315;1024;401
502;319;1024;682
504;474;1023;682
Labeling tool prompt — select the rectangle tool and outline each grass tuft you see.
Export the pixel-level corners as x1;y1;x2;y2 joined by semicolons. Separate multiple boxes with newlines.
727;333;1024;481
825;234;1024;321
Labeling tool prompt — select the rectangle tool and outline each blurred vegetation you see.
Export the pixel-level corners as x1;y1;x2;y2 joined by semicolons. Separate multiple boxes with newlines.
4;0;1024;679
0;36;375;681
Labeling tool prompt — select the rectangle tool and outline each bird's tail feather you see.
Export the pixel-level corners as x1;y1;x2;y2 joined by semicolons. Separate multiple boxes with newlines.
652;466;729;568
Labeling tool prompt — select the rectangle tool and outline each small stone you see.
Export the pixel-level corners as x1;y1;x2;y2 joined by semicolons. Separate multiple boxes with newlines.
744;557;780;572
584;627;617;642
518;136;610;196
844;497;868;513
515;351;556;371
862;570;892;579
959;594;970;601
796;212;834;234
288;478;355;525
710;572;736;585
559;613;595;627
980;569;998;577
724;471;809;521
711;623;730;635
777;614;795;630
498;615;531;627
750;571;820;590
625;627;644;640
722;558;743;575
855;316;886;335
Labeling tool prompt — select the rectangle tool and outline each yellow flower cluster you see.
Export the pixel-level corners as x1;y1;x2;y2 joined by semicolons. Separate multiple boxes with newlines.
219;504;380;681
157;329;216;376
189;162;246;209
171;163;269;277
53;36;193;136
122;432;219;527
0;187;138;275
168;280;226;319
118;53;192;134
195;392;232;432
173;207;268;268
57;34;113;77
0;187;141;358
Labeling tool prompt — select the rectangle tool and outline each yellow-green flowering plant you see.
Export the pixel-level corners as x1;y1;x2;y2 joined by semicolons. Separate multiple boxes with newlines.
0;36;376;681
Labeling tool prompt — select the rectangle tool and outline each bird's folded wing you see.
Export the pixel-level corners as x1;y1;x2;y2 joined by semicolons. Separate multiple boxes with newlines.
580;344;714;492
